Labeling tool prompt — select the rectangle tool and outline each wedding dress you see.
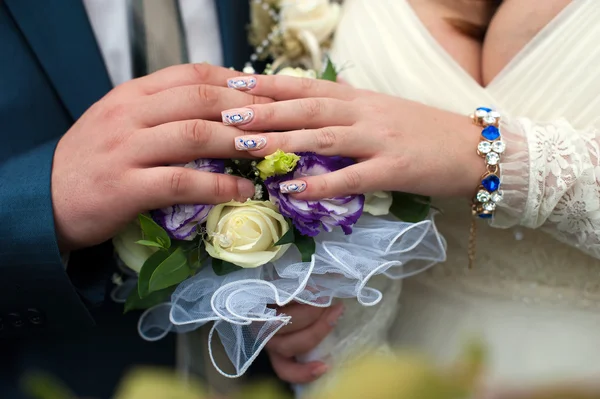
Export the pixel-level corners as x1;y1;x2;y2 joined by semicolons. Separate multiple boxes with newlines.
314;0;600;387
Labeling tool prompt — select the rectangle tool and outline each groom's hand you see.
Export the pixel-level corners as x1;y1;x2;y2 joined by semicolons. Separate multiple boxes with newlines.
51;64;271;252
266;302;344;384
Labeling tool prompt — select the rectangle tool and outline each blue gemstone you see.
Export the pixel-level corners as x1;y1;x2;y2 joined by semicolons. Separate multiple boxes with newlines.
477;107;492;112
479;213;493;219
482;126;500;141
482;175;500;192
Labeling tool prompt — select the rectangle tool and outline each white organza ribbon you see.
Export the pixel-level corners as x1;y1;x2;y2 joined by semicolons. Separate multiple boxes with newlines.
134;214;446;377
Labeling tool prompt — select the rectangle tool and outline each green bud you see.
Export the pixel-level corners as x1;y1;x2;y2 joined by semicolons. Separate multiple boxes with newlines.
256;150;300;180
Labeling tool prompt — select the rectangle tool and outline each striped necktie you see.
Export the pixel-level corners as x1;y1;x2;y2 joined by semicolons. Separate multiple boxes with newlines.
130;0;188;76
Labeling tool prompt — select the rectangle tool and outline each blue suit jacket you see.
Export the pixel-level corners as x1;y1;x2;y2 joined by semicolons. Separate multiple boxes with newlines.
0;1;252;397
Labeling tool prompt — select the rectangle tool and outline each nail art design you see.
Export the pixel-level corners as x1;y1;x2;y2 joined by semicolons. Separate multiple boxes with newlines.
227;77;257;91
279;180;307;194
222;108;254;126
235;136;267;151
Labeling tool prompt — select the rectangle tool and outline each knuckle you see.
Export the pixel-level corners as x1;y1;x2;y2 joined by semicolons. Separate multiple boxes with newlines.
96;100;128;122
269;338;294;358
260;106;276;124
300;77;318;91
184;119;212;147
103;132;128;153
343;169;362;192
195;84;218;107
300;98;324;118
211;174;231;200
190;63;211;82
379;126;398;140
315;127;337;150
169;169;189;198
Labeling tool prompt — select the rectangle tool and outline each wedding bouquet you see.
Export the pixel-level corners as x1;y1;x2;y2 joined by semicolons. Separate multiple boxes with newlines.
110;2;447;378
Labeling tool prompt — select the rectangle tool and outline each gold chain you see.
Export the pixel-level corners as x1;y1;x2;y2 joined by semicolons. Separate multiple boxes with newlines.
468;108;502;269
468;216;477;269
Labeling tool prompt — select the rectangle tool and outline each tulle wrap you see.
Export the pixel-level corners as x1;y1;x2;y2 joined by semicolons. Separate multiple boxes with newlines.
113;214;446;377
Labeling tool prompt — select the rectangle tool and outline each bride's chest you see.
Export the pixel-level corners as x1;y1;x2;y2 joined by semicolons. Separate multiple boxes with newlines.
410;0;572;86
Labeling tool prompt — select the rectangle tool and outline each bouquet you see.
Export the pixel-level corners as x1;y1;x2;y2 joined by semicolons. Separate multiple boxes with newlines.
110;1;447;378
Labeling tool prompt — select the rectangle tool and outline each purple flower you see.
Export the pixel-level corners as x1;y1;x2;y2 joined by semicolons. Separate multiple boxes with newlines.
151;159;225;240
265;153;364;237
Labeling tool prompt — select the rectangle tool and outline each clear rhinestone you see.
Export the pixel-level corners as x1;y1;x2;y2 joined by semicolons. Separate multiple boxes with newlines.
492;141;506;153
478;141;492;154
490;111;501;119
483;115;497;125
491;191;504;203
483;201;496;212
475;109;488;118
476;190;490;203
486;152;500;165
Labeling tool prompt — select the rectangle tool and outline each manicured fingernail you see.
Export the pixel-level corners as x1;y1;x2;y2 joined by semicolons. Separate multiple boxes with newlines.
234;135;267;151
279;180;306;194
311;363;329;377
327;304;345;327
227;76;257;91
237;179;256;199
222;108;254;126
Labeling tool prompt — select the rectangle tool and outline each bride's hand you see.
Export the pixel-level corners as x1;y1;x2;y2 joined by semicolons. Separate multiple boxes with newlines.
223;75;486;199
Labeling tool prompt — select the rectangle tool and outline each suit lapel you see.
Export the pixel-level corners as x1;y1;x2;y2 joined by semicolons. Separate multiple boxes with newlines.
215;0;253;71
5;0;112;120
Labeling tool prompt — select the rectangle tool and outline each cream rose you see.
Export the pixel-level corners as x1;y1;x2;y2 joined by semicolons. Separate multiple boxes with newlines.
276;66;318;78
204;201;291;268
112;222;157;273
363;191;393;216
279;0;341;43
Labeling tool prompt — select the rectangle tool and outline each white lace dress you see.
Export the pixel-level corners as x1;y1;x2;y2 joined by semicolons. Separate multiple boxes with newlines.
310;0;600;388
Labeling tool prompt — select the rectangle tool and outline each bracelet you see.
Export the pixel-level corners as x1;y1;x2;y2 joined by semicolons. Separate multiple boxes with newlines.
468;107;505;268
471;107;505;218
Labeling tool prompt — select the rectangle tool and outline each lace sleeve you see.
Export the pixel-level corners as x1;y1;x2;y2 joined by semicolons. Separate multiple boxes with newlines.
492;117;600;259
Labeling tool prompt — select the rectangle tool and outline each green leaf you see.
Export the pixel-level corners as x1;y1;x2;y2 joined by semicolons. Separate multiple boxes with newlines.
389;192;432;223
320;57;337;82
293;228;316;262
148;246;191;292
274;225;295;246
137;246;189;298
124;286;175;313
136;239;167;249
138;214;171;249
212;258;242;276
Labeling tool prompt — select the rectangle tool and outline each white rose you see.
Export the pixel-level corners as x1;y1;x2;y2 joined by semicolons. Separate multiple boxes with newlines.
276;67;317;78
363;191;393;216
112;222;157;273
204;201;291;268
280;0;341;43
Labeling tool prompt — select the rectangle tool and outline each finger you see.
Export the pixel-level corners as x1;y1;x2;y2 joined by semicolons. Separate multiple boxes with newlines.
267;304;344;358
221;98;355;131
131;167;256;208
130;63;247;95
232;127;370;158
279;160;392;200
267;352;328;384
227;74;356;101
137;84;272;127
131;120;256;165
276;303;327;335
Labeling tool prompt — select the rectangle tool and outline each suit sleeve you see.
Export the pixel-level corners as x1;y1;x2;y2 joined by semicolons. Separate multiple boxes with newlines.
0;139;94;335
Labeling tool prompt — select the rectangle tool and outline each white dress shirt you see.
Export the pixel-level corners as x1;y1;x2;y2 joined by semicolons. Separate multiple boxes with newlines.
83;0;223;86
